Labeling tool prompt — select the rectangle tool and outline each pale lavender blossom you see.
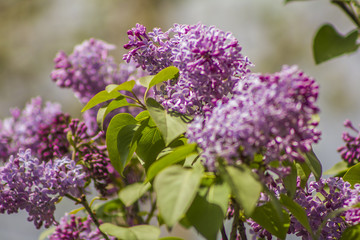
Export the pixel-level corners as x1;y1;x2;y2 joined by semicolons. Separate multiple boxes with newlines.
187;65;320;168
338;119;360;165
0;149;85;229
123;23;252;116
49;214;112;240
0;97;62;161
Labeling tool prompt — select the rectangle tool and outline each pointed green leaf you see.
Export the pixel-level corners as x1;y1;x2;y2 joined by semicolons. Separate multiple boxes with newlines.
100;223;160;240
138;75;155;88
119;182;151;207
283;161;298;197
221;165;262;216
186;194;223;240
313;24;359;64
343;162;360;187
106;80;136;93
324;161;349;176
133;117;166;169
154;165;203;227
146;143;198;182
38;227;56;240
81;90;122;112
296;161;311;189
251;202;290;240
280;194;313;235
301;149;322;181
106;113;138;174
340;224;360;240
148;66;179;90
146;98;187;145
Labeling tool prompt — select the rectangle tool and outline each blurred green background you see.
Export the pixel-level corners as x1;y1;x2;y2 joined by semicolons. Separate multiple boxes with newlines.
1;0;360;239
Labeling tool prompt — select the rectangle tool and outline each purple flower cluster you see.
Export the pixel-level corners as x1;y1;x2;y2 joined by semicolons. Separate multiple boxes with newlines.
51;39;148;135
289;178;360;239
0;149;85;229
187;65;321;168
248;177;360;240
124;23;252;116
49;214;109;240
68;119;117;196
338;119;360;165
0;97;63;161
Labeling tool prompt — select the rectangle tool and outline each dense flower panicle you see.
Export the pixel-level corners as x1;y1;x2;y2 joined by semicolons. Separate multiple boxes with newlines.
338;119;360;165
51;38;120;104
51;39;148;134
68;119;117;196
37;113;71;162
0;149;85;229
187;66;321;168
49;214;111;240
0;97;62;161
124;23;252;116
248;177;360;240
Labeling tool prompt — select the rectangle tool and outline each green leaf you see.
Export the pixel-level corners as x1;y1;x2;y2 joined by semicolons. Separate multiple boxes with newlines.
138;75;155;88
159;237;184;240
283;161;298;197
185;194;223;240
340;224;360;240
302;149;322;181
296;161;312;189
313;24;359;64
118;182;151;207
251;202;290;240
205;181;231;216
100;223;160;240
154;165;203;227
324;161;349;176
81;90;122;112
133;117;166;169
145;66;179;98
146;98;188;145
280;194;313;236
106;113;138;174
94;198;124;222
69;206;85;215
38;227;56;240
220;165;262;216
97;96;135;130
106;80;136;93
135;111;150;122
343;162;360;186
146;143;198;182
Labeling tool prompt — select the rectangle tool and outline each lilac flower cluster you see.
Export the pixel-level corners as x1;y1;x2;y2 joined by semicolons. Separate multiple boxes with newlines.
248;177;360;240
187;65;321;168
0;97;63;161
68;119;117;196
338;119;360;165
49;214;109;240
124;23;252;116
0;149;85;229
51;39;148;135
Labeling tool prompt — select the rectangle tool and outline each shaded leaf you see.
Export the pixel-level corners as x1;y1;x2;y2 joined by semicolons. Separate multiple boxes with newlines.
146;98;187;145
251;202;290;240
283;161;298;197
106;113;138;174
154;165;203;227
313;24;358;64
296;161;311;189
220;165;262;216
301;149;322;181
340;224;360;240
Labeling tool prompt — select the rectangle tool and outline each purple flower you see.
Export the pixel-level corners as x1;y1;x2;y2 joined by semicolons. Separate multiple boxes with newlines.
51;39;148;135
0;97;63;161
49;214;112;240
187;65;320;169
338;119;360;165
124;23;252;116
0;149;85;229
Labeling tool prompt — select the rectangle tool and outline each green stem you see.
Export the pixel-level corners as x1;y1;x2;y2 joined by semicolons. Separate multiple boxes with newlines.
145;196;157;224
131;91;147;109
230;200;240;240
332;0;360;28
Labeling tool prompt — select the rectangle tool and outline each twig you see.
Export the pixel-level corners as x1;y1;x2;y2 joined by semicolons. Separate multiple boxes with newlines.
332;0;360;28
221;223;228;240
230;201;239;240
